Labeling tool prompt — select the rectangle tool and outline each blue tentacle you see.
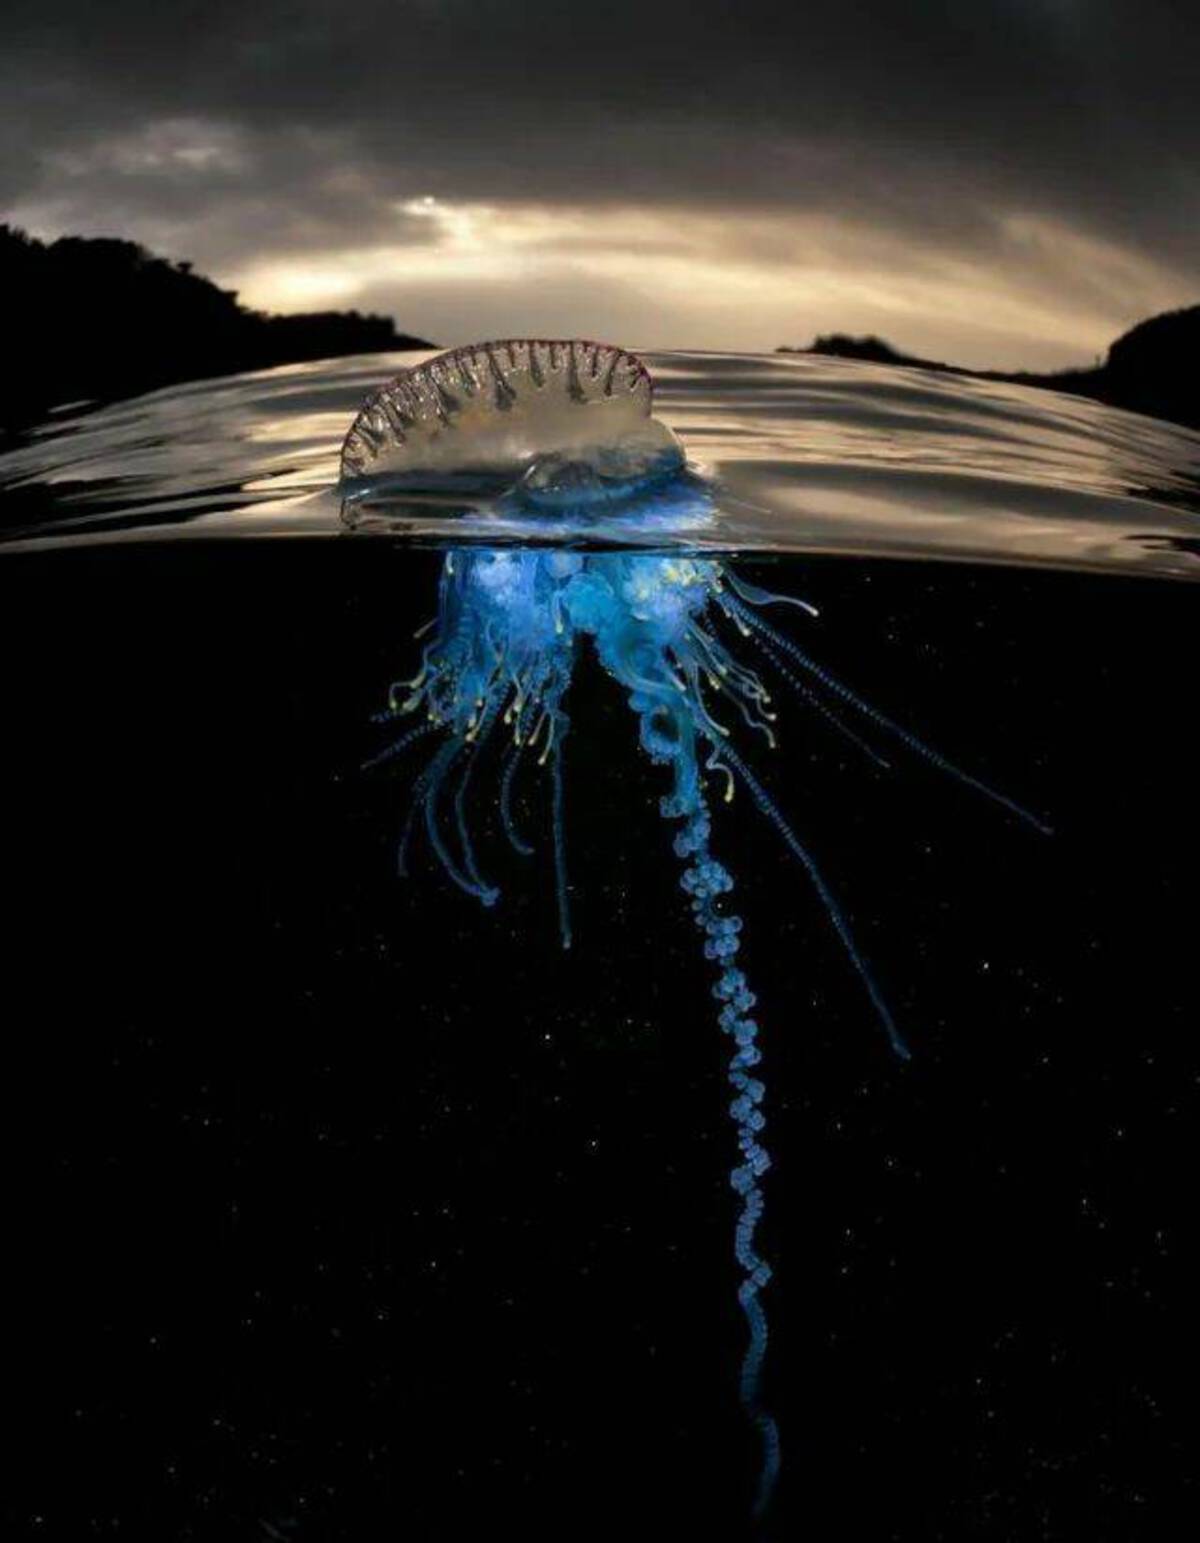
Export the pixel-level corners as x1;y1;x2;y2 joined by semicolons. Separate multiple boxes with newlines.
724;594;1051;835
723;569;818;617
453;696;503;900
423;738;499;906
634;686;783;1519
499;739;535;857
711;734;910;1062
746;625;893;771
551;723;572;950
361;718;438;772
675;790;782;1518
397;740;443;878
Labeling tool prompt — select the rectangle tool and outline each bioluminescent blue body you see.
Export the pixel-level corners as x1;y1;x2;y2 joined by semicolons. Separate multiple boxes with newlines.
343;341;1047;1521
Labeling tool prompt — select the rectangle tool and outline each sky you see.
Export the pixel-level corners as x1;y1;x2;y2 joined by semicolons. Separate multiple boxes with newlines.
3;0;1197;369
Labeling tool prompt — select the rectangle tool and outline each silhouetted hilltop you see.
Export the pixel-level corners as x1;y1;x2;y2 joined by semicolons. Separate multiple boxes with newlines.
1;224;433;433
781;308;1200;431
1100;306;1200;426
803;334;941;369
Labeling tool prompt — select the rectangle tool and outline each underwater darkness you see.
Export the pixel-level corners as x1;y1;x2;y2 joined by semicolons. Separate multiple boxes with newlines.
1;539;1196;1542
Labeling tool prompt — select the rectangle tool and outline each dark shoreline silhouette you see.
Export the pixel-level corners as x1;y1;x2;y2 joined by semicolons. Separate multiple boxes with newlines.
779;309;1200;432
3;221;1195;439
1;224;433;439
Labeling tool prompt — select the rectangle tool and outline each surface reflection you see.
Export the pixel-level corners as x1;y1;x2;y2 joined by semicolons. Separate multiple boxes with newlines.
0;350;1197;576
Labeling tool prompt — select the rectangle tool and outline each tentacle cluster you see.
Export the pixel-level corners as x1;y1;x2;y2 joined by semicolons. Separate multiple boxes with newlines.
368;542;1045;1519
375;549;578;938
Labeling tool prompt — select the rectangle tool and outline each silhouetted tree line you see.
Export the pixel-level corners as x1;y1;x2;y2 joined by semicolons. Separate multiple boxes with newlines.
4;220;1193;437
0;224;432;434
781;308;1200;431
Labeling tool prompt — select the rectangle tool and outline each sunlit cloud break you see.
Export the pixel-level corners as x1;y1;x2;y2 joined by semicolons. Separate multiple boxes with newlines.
3;0;1197;369
226;196;1193;370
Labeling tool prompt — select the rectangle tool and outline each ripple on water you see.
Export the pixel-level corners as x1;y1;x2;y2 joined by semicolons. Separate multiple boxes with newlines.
0;349;1198;578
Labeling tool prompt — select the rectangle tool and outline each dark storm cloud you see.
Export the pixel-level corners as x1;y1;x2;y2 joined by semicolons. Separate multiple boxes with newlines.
3;0;1197;360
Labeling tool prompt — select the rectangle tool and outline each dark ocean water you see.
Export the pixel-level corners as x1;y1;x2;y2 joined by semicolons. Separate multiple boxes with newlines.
0;352;1196;1541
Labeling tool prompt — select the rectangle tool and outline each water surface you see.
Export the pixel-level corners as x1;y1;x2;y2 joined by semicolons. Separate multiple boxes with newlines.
2;350;1199;575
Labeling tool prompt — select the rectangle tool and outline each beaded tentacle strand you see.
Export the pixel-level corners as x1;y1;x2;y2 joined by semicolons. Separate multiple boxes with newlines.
615;638;781;1514
669;762;782;1516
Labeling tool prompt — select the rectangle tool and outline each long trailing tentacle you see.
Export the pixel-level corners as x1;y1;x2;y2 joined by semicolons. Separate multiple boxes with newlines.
499;739;535;857
452;696;504;899
722;594;1052;835
629;672;783;1517
745;625;893;771
550;720;572;950
668;773;781;1518
360;718;438;772
422;738;499;906
397;738;445;878
709;733;910;1062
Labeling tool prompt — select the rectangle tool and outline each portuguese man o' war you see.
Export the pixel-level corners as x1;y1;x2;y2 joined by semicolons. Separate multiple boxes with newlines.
340;340;1049;1522
341;339;681;494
